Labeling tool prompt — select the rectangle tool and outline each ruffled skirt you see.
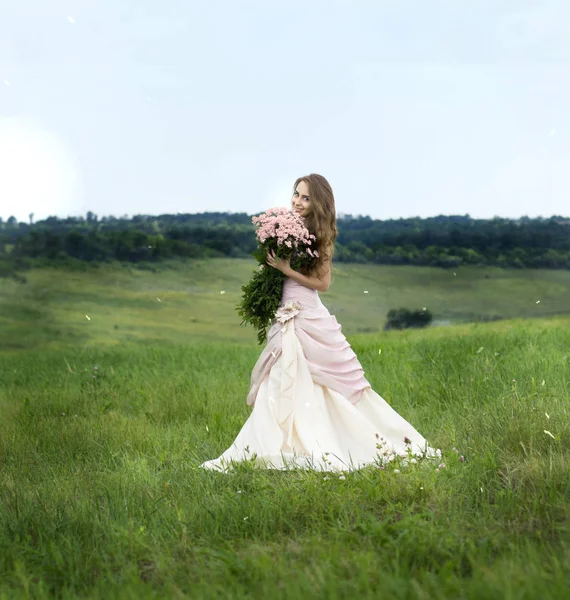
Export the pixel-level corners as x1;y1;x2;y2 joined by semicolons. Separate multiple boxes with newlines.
200;278;437;472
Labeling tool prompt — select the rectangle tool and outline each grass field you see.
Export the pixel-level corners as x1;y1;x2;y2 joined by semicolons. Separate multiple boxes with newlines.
0;260;569;598
1;258;570;350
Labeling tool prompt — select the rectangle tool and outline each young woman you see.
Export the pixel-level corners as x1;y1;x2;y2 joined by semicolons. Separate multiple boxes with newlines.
201;174;437;472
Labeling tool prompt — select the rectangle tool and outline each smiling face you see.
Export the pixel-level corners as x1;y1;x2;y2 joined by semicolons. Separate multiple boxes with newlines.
291;180;312;218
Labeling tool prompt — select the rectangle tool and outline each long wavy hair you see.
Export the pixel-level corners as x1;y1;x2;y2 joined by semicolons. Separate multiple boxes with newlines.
293;174;338;277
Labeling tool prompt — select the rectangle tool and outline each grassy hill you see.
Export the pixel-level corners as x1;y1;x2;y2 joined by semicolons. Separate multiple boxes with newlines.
1;259;569;598
1;258;570;351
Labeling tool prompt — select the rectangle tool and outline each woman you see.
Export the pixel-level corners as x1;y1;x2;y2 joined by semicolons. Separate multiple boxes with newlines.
201;174;437;472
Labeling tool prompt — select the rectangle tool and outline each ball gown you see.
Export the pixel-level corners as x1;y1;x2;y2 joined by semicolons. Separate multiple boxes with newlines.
200;276;438;472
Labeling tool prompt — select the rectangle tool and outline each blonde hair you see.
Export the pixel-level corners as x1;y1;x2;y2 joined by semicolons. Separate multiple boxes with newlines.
293;173;337;277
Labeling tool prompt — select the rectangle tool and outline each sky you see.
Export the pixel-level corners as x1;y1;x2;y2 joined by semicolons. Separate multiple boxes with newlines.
0;0;569;222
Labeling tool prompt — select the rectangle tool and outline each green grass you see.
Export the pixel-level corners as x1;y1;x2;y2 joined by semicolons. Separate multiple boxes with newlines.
0;260;569;598
1;259;570;350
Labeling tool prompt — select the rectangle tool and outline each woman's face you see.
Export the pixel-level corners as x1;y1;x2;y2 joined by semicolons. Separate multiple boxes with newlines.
291;180;312;218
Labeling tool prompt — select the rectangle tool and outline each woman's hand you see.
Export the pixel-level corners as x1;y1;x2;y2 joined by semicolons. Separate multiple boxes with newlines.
266;249;291;274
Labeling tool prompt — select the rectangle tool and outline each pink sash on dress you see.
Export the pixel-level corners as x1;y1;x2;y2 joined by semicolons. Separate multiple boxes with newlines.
246;277;371;407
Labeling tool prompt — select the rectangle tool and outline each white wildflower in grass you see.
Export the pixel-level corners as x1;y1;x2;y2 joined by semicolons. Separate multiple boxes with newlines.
410;458;417;464
393;469;400;474
536;300;541;304
476;347;484;354
339;475;346;481
220;291;226;295
378;348;382;355
364;290;369;294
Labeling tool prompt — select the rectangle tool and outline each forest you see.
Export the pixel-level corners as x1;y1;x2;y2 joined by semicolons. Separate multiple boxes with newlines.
1;211;569;270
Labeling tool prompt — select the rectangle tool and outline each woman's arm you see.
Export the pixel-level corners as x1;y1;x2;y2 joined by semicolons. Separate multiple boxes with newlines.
283;263;331;293
266;249;331;292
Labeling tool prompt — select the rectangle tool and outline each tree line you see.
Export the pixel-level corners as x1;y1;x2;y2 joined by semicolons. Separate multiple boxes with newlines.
1;212;569;270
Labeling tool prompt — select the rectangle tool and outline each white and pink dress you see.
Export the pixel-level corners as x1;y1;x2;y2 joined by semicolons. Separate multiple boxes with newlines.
200;277;437;472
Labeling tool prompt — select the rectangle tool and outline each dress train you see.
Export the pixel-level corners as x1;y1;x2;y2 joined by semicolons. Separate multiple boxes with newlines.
200;277;438;472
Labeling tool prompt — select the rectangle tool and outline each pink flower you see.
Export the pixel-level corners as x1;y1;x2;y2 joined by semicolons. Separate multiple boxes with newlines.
252;208;314;249
275;300;302;324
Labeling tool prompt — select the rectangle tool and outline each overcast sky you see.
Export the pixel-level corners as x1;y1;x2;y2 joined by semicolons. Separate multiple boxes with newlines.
1;0;569;222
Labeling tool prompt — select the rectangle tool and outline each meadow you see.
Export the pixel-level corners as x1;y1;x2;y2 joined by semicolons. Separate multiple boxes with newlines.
0;259;569;598
2;258;570;349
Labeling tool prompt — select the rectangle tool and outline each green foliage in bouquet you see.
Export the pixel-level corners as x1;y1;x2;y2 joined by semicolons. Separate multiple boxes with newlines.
237;263;285;345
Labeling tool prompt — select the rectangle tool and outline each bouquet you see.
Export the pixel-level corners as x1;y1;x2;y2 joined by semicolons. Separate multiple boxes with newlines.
236;207;319;344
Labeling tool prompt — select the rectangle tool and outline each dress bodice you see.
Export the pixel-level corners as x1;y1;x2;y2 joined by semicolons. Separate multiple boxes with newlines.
281;276;321;310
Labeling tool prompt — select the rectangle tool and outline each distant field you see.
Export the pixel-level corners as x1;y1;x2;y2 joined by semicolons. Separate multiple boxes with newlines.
1;258;569;351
